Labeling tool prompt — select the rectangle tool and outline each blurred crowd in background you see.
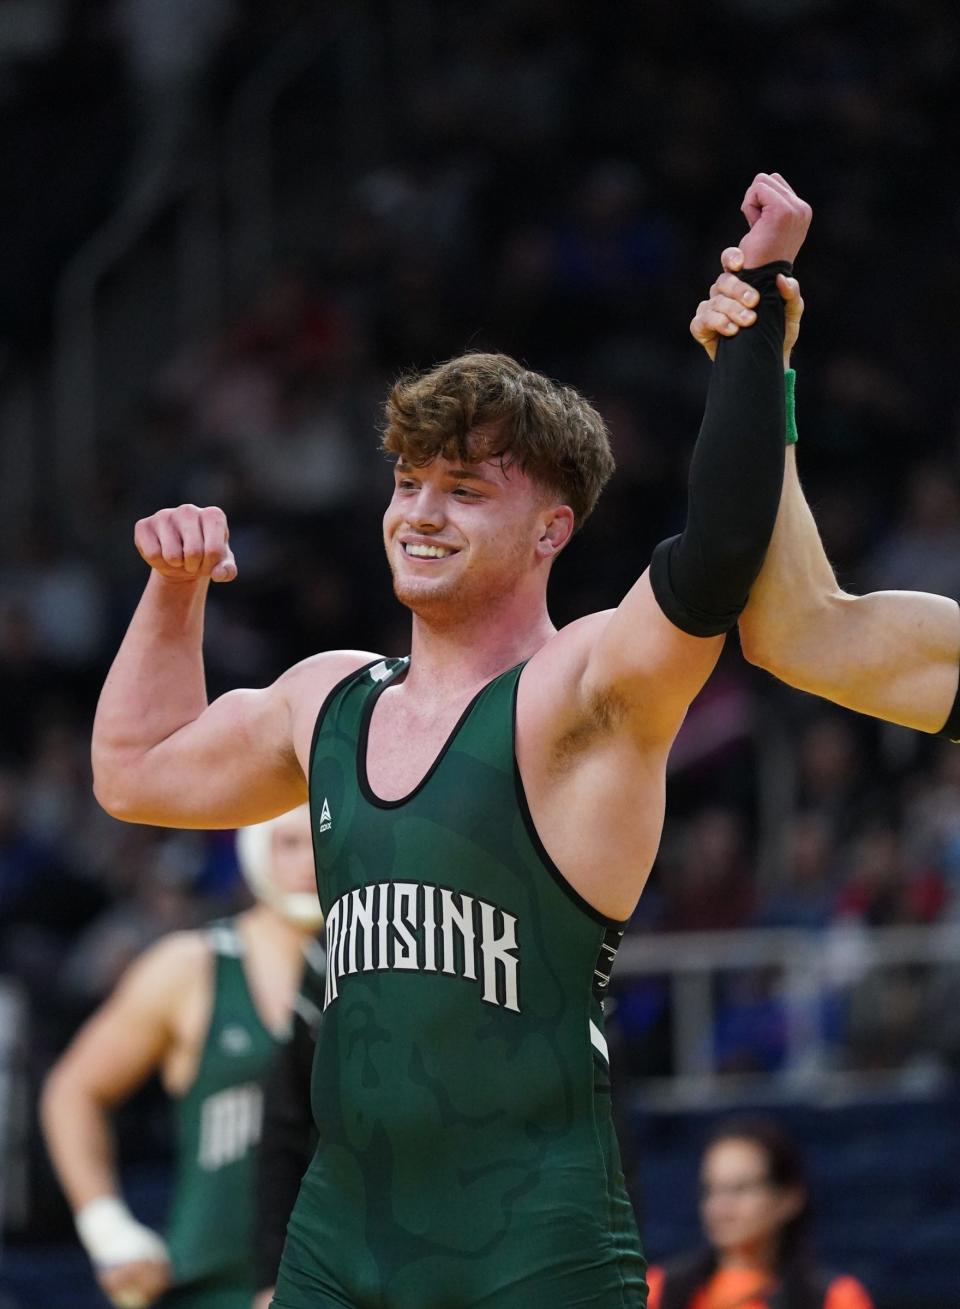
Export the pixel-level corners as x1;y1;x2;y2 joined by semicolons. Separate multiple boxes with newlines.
2;0;960;1289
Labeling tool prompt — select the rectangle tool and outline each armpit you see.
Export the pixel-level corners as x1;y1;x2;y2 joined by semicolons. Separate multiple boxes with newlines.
550;685;629;773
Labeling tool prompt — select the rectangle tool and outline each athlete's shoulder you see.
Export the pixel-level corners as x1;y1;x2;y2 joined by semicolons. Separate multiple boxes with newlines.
283;648;384;679
138;927;212;969
281;651;386;773
118;930;212;1011
522;611;614;706
281;649;384;706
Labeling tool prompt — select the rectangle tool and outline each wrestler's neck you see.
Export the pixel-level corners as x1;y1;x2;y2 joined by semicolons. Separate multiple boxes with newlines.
405;587;555;696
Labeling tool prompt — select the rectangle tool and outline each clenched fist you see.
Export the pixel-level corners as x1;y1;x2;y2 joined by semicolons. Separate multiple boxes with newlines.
738;171;811;269
134;505;237;584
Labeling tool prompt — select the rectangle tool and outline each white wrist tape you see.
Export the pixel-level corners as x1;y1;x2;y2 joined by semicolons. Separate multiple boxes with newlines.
75;1195;169;1268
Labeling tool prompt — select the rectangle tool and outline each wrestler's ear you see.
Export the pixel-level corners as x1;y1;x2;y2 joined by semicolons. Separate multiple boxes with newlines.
536;504;574;560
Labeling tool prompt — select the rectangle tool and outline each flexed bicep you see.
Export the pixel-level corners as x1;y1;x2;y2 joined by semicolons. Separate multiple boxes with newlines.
93;671;306;829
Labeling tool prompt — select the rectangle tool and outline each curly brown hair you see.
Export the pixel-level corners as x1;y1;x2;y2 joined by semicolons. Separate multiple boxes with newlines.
382;352;615;528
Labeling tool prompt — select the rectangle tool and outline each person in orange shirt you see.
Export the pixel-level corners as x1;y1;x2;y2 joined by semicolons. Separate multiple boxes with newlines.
646;1120;873;1309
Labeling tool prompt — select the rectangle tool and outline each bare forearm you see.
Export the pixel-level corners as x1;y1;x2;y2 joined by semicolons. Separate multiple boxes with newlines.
41;1074;121;1212
742;452;960;731
757;589;959;731
92;574;209;810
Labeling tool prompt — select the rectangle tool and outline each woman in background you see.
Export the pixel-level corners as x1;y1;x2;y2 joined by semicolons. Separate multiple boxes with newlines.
646;1120;873;1309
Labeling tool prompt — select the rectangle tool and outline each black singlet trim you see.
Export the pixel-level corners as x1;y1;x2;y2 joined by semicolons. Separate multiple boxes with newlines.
357;659;522;810
307;657;386;783
511;670;630;932
307;658;386;917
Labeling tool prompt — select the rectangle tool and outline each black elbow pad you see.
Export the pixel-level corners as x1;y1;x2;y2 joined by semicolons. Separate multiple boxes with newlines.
649;536;744;638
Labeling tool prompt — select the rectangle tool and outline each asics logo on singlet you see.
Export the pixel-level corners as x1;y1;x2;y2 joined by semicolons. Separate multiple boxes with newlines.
319;797;332;833
324;881;521;1013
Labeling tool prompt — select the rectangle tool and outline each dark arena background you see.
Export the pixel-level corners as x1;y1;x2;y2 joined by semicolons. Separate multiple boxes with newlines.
2;2;960;1307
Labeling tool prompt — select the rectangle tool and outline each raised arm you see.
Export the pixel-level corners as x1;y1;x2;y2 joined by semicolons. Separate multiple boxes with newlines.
572;173;811;745
692;252;960;735
92;504;373;827
740;439;960;734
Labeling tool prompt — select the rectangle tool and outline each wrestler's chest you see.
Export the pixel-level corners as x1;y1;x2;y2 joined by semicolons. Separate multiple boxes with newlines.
364;697;474;802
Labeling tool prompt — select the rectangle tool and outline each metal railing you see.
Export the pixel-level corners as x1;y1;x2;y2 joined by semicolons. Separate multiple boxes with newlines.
614;922;960;1109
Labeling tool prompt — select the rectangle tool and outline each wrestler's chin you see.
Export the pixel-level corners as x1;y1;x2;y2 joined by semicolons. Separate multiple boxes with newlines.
390;571;461;616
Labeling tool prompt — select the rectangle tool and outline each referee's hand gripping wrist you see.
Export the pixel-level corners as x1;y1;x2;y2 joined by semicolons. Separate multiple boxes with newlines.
692;246;803;371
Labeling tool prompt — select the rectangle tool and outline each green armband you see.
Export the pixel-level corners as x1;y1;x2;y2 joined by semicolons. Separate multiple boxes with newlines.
785;367;798;445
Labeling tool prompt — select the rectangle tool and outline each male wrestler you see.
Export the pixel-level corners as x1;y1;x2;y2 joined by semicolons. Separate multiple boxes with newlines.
90;173;809;1307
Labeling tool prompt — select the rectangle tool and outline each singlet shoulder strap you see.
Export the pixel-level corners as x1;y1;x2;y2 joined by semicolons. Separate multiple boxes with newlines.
302;936;326;973
203;918;272;1042
207;920;243;958
308;656;406;775
205;920;249;1013
445;660;526;771
299;939;327;1014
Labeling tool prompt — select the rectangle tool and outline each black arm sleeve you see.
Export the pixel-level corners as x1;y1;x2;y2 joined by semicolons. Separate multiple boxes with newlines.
649;260;791;637
253;991;320;1292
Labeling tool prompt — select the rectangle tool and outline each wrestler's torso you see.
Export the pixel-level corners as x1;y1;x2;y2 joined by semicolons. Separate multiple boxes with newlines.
287;615;669;928
162;923;277;1304
275;657;647;1309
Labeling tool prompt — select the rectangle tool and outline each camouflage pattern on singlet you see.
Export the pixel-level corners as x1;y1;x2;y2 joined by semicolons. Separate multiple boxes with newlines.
273;658;646;1309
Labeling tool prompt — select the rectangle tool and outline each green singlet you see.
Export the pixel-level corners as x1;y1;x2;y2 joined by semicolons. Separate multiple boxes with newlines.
161;922;277;1308
273;659;647;1309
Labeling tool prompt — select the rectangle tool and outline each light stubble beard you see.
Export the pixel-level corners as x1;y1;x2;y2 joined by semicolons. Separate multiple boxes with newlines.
388;551;529;631
390;567;484;628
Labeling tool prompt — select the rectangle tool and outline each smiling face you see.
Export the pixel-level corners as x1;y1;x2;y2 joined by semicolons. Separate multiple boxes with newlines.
699;1137;804;1264
382;449;571;624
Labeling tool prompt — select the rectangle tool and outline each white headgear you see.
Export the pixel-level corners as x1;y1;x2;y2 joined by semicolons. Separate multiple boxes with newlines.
235;807;324;930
